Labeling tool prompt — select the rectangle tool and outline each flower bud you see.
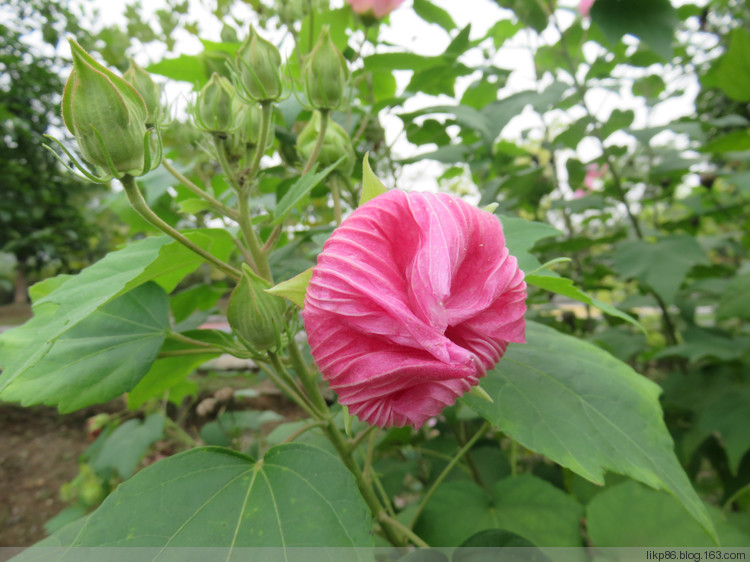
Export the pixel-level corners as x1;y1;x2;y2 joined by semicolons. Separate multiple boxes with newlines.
123;58;162;127
192;73;247;134
62;39;150;176
235;27;283;103
228;264;287;352
198;50;233;78
297;112;355;176
303;26;348;110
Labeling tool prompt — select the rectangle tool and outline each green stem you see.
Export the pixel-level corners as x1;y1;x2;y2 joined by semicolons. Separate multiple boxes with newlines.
168;332;218;348
237;181;273;281
409;421;490;530
213;135;242;192
378;512;430;548
282;420;327;444
158;348;223;358
363;430;396;518
259;360;318;420
329;173;343;225
162;159;238;220
288;336;329;415
120;175;240;280
164;417;196;448
248;102;274;183
510;438;518;477
302;109;329;175
323;422;405;546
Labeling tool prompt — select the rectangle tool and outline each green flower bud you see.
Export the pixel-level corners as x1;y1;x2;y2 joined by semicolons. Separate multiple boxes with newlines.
123;58;162;127
198;50;233;79
297;112;355;176
62;39;150;176
228;264;286;352
236;27;283;102
303;26;348;110
192;73;247;134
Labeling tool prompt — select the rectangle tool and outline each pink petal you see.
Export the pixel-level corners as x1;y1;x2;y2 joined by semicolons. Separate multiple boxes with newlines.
303;190;527;428
579;0;595;17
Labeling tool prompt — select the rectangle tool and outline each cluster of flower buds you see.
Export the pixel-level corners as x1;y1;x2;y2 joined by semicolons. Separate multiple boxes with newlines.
51;39;163;182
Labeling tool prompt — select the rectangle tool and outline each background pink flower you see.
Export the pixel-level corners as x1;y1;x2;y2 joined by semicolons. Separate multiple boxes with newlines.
303;190;527;429
346;0;404;18
579;0;595;17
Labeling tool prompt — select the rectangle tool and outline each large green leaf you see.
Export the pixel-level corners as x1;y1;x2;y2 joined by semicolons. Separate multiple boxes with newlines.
53;445;374;549
414;474;584;547
587;480;749;546
499;216;561;273
701;27;750;102
0;283;169;412
717;272;750;320
591;0;677;60
698;386;750;475
462;322;716;541
0;230;233;397
612;235;710;305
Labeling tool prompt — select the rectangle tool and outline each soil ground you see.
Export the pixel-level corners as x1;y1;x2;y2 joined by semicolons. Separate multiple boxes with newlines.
0;404;96;546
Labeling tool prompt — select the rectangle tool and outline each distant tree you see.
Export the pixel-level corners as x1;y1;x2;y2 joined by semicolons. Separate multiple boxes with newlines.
0;0;111;303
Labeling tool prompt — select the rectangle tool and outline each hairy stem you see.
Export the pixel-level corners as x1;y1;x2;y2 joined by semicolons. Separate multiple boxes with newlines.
120;175;240;280
162;159;238;220
302;109;329;175
409;421;490;530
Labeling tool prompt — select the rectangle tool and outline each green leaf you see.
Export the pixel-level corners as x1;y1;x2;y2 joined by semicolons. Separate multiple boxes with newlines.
698;386;750;475
90;413;165;478
462;322;716;541
526;274;644;331
702;130;750;154
717;272;750;320
0;283;169;412
27;274;73;303
587;481;748;546
414;475;584;547
200;410;284;447
400;104;493;145
612;235;710;305
654;326;749;363
413;0;456;31
363;52;442;72
272;159;344;225
178;198;214;214
498;216;562;273
360;152;387;205
701;27;750;102
599;109;635;140
127;349;222;410
55;445;374;548
147;54;206;85
591;0;678;60
0;231;233;396
266;267;314;308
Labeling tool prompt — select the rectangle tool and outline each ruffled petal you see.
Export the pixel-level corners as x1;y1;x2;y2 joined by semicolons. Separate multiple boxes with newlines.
303;190;527;428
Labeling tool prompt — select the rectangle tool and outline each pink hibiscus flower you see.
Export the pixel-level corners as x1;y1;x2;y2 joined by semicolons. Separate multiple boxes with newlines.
303;190;527;429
